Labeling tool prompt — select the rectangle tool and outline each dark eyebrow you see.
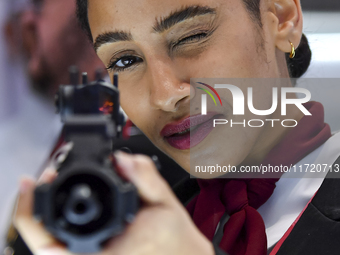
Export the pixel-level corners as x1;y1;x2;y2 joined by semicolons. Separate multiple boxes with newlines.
153;5;216;33
94;31;133;52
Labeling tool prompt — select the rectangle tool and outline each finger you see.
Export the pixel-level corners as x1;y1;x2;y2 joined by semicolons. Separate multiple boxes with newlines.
35;247;73;255
13;177;66;254
37;167;58;185
114;152;176;206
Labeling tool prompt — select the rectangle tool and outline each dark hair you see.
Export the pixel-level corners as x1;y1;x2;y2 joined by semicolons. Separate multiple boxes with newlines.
76;0;311;78
76;0;92;41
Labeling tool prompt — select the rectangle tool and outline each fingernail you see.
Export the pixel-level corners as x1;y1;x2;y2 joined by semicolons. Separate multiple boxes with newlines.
114;151;135;176
36;251;51;255
38;168;56;183
19;178;33;194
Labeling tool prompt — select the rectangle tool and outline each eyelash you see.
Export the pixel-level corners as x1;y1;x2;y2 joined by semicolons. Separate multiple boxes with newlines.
173;32;208;48
106;55;143;73
106;32;209;72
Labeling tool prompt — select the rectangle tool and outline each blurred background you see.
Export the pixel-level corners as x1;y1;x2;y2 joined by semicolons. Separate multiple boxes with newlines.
0;0;339;251
297;1;340;132
0;0;108;251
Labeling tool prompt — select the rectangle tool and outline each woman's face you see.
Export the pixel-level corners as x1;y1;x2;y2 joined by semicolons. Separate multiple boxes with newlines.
88;0;301;174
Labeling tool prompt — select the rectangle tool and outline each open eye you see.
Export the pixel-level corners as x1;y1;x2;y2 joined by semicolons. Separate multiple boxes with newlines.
107;56;143;72
116;57;137;67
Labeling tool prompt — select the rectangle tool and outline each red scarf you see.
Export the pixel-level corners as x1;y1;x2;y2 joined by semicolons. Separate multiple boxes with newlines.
187;101;331;255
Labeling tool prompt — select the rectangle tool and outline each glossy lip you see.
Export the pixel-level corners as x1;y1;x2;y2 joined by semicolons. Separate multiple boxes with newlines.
161;112;223;150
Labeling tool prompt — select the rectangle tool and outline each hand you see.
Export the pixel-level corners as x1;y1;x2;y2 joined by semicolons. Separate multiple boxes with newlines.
14;152;214;255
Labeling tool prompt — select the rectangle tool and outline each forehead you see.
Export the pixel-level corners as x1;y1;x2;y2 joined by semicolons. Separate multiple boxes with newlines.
87;0;239;39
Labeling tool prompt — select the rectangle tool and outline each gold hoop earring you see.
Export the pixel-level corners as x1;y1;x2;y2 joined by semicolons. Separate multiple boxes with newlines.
289;42;295;59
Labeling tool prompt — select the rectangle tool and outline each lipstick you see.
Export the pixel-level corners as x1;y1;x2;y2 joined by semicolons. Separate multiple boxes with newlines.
161;112;221;150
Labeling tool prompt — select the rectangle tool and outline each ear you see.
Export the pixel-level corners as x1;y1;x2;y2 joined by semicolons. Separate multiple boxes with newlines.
267;0;303;53
20;10;42;74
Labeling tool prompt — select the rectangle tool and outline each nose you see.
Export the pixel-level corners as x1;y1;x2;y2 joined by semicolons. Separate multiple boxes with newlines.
147;58;191;112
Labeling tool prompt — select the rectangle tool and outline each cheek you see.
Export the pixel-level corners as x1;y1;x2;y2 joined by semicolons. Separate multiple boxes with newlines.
120;89;141;121
189;81;277;174
119;86;154;136
207;39;264;78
